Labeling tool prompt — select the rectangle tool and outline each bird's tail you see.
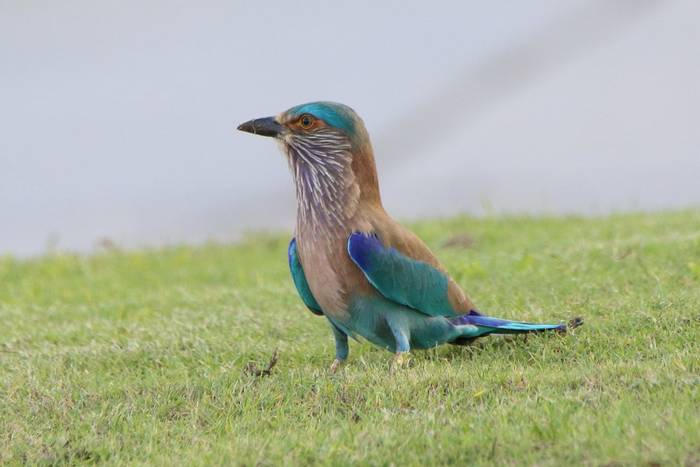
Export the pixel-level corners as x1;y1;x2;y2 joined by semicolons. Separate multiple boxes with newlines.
450;310;582;340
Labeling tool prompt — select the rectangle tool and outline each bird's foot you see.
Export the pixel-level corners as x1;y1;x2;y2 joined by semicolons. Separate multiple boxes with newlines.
329;358;346;374
391;352;411;372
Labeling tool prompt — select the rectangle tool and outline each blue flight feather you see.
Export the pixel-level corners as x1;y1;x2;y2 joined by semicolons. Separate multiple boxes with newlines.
347;232;568;338
347;232;458;317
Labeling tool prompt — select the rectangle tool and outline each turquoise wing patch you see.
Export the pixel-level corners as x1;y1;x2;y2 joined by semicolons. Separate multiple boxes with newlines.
288;238;323;315
347;232;458;317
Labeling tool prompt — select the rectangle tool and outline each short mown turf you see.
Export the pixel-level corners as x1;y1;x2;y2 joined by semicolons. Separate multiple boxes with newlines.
2;211;699;465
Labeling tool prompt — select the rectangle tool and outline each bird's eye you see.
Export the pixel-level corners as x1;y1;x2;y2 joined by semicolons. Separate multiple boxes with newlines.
299;114;314;129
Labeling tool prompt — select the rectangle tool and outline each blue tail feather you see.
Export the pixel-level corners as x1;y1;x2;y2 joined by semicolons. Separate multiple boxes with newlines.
451;310;568;334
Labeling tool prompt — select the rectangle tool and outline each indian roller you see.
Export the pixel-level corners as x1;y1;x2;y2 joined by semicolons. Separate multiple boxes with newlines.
238;102;581;371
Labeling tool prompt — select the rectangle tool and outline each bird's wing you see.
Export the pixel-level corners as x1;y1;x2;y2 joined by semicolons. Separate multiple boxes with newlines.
288;238;323;315
347;231;473;318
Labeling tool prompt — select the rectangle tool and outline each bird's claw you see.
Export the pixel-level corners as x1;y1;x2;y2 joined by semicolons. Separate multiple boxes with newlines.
329;358;345;374
391;352;410;371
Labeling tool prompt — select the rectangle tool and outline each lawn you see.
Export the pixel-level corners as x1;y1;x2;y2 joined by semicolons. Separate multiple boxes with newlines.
1;210;699;465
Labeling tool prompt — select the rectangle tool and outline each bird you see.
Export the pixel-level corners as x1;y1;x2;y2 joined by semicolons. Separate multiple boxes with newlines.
238;102;581;371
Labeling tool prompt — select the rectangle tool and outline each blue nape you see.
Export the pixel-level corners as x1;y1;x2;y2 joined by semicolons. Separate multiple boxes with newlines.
287;102;357;133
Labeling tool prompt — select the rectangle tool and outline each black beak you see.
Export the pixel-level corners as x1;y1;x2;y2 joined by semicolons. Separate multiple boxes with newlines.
237;116;283;137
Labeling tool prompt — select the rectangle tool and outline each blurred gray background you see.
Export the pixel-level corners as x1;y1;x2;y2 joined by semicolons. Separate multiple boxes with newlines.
2;0;698;257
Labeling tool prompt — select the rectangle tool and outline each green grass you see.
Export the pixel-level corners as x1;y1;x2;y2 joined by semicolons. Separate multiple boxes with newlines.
2;210;700;466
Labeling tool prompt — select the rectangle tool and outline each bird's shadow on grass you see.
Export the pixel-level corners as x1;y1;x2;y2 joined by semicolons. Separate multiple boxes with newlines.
423;334;558;363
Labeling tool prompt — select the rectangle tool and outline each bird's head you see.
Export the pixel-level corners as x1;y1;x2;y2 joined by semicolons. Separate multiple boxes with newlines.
237;101;371;154
238;102;381;226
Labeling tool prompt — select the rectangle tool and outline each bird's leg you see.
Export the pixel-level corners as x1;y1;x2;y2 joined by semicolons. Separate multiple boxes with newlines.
388;323;411;370
329;322;349;373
